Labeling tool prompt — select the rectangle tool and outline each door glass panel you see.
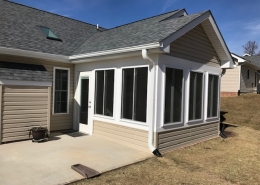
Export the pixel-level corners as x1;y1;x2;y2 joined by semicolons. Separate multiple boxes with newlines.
80;78;89;125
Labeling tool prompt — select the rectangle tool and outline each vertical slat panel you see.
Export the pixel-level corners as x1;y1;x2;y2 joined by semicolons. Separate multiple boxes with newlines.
0;85;2;144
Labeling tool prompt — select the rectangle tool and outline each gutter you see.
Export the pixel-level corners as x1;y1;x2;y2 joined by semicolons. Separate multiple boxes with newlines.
141;49;162;157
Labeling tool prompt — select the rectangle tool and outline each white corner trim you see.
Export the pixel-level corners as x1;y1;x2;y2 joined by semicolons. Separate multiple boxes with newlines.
69;42;161;60
0;47;70;63
52;67;70;115
0;80;52;86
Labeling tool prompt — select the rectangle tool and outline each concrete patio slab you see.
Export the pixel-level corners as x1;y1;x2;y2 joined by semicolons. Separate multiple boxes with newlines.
0;132;152;185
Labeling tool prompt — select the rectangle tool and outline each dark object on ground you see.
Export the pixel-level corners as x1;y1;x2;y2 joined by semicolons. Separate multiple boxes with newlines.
29;127;48;142
220;111;227;138
71;164;100;179
153;149;162;157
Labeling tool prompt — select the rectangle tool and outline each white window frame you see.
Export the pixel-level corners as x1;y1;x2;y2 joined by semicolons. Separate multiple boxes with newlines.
93;67;116;120
206;73;220;121
187;70;205;124
52;67;70;115
162;64;185;126
120;65;149;125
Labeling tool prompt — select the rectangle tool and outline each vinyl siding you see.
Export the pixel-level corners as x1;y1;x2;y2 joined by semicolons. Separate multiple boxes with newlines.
170;24;220;67
2;86;49;142
157;122;219;153
93;120;149;152
0;55;74;131
221;66;240;92
240;66;258;92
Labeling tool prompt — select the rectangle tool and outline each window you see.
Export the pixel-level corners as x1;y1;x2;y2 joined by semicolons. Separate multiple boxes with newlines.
207;74;219;118
247;68;250;79
39;26;62;41
121;67;148;122
189;72;203;121
95;70;114;117
164;68;183;124
255;72;257;87
54;68;69;114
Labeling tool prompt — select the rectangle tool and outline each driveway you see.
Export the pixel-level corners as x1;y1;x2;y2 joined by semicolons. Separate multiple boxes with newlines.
0;132;152;185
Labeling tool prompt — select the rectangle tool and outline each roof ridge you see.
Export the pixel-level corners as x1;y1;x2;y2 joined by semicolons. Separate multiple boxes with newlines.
6;0;107;29
104;9;180;31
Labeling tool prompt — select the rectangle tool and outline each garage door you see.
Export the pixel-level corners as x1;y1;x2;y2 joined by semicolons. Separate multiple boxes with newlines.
1;86;49;143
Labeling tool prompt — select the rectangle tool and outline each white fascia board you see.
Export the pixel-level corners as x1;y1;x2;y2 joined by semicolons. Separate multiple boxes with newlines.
160;11;211;48
69;42;161;61
0;47;70;63
231;53;246;63
207;16;234;69
0;80;52;86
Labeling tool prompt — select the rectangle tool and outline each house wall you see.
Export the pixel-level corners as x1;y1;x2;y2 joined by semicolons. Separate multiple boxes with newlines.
74;55;155;151
170;24;220;67
1;86;50;142
220;65;240;96
156;122;219;153
240;65;258;92
0;55;74;131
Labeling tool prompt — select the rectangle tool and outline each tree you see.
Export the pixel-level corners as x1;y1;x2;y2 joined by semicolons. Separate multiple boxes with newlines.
242;41;259;55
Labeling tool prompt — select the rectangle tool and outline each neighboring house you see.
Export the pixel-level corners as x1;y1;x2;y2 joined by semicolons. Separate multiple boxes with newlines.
221;53;260;96
0;0;233;155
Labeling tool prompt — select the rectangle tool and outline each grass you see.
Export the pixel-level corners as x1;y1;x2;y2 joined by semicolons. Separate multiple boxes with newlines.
221;93;260;130
71;94;260;185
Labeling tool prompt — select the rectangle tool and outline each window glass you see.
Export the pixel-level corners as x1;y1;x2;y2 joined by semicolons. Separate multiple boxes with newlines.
122;67;148;122
54;69;68;113
207;74;219;118
189;72;203;120
94;70;114;117
39;26;62;41
164;68;183;124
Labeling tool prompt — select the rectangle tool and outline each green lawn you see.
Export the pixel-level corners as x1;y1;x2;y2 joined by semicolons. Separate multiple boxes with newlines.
71;94;260;185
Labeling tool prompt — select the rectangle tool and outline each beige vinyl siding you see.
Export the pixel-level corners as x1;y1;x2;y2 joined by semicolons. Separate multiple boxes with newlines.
0;55;74;131
157;122;219;153
169;24;220;67
221;66;240;92
93;120;149;152
240;66;258;92
2;86;49;142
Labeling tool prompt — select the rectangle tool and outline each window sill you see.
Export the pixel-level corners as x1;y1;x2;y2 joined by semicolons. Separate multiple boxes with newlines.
93;114;115;120
120;118;147;126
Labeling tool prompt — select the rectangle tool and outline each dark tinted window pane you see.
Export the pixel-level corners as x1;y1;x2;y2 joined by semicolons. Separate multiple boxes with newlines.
164;68;183;123
61;91;67;102
173;69;183;122
189;72;203;120
134;67;148;122
60;102;67;113
195;73;203;119
208;75;219;118
164;68;172;123
95;71;104;114
104;70;114;116
80;79;89;124
122;68;134;119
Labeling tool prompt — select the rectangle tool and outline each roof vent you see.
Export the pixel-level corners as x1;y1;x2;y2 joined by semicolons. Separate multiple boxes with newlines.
97;24;99;30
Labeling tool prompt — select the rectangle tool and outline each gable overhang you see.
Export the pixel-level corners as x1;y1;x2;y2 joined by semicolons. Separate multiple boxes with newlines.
160;11;234;69
231;53;246;63
0;46;70;63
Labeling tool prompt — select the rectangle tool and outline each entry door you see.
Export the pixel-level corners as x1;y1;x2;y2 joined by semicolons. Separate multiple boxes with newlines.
79;72;92;134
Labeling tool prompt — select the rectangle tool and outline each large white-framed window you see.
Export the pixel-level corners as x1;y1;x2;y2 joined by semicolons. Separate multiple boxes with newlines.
189;71;204;121
53;67;70;114
121;66;148;123
164;67;184;124
207;74;219;118
94;69;115;117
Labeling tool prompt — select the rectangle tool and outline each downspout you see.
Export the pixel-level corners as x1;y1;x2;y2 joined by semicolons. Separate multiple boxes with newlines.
142;49;162;157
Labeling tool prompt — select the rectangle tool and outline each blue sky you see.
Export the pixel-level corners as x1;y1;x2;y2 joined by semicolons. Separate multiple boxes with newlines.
11;0;260;55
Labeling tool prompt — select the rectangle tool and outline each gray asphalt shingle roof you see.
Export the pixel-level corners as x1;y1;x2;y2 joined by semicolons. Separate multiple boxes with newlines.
0;1;207;56
243;55;260;68
0;0;104;56
72;11;205;55
0;61;52;82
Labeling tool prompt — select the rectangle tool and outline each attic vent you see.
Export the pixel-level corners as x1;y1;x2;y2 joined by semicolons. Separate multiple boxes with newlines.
38;26;62;42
